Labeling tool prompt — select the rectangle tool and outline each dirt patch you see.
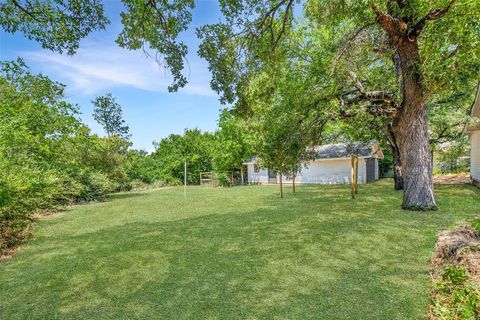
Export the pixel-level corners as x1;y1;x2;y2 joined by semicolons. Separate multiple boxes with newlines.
432;225;480;286
429;225;480;319
433;225;479;262
433;173;471;185
0;247;18;262
464;251;480;285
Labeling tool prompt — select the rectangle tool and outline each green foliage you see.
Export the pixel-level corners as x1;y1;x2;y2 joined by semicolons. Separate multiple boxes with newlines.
92;93;130;140
470;217;480;234
212;109;253;173
214;172;231;187
1;181;480;318
432;266;480;320
442;266;470;286
152;128;215;185
125;150;159;184
116;0;194;92
0;60;133;253
149;113;253;186
433;139;470;174
0;0;109;55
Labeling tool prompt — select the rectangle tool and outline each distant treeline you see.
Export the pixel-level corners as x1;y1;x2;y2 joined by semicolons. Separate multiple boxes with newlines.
0;60;252;253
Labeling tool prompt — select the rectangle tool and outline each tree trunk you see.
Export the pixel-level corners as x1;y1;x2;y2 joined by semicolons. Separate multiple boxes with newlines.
279;173;283;198
391;39;436;210
392;146;403;191
388;125;403;190
240;166;244;185
292;174;296;193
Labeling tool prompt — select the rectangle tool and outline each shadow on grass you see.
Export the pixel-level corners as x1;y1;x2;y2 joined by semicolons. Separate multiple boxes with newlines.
107;192;149;201
1;180;479;319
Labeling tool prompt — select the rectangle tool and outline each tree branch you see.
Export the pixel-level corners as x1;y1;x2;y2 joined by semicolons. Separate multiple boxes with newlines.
335;22;375;63
11;0;43;22
348;71;366;95
410;0;457;38
272;0;294;50
372;4;407;37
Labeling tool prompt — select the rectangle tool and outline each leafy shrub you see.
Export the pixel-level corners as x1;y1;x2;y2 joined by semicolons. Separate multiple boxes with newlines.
442;266;470;286
215;172;231;187
76;170;114;201
0;61;144;255
431;266;480;320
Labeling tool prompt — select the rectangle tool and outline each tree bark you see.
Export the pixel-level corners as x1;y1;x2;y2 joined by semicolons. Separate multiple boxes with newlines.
392;146;403;191
292;174;296;193
390;39;436;210
388;125;403;190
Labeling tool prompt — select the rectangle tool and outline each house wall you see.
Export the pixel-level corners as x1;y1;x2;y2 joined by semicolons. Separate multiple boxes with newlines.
470;130;480;183
246;158;369;184
293;158;367;184
246;164;270;184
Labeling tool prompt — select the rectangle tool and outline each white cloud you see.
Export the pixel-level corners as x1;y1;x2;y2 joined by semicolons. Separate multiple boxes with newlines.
22;44;217;97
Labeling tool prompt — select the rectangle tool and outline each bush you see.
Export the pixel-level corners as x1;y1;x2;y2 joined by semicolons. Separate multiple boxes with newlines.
75;170;114;201
430;225;480;320
431;266;480;320
215;172;231;187
0;60;145;256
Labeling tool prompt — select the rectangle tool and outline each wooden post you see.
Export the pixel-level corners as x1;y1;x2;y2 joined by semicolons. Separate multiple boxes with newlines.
355;156;358;194
351;155;359;198
351;156;355;199
292;174;296;193
279;173;283;198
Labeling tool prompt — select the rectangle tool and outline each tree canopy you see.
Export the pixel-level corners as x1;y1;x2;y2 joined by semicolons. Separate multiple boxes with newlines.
2;0;479;210
92;93;130;140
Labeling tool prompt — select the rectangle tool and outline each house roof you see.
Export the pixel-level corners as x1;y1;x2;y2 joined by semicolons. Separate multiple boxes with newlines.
311;140;383;160
243;140;383;164
470;84;480;118
463;83;480;134
465;84;480;134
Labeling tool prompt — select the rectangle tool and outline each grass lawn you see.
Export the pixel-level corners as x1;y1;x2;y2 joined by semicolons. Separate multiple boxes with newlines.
1;180;479;319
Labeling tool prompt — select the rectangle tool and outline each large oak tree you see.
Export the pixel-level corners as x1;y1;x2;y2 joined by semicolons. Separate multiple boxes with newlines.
2;0;479;209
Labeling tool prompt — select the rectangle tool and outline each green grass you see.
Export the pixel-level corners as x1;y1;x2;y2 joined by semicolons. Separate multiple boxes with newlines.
1;180;479;319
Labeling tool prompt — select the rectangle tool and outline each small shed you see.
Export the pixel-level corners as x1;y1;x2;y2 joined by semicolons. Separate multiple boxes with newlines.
464;85;480;186
243;140;384;185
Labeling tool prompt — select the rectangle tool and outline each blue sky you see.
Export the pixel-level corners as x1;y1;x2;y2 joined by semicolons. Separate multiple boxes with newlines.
0;1;225;152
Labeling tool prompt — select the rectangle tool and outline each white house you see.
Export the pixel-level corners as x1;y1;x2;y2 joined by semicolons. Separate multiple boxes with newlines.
243;141;384;185
464;85;480;186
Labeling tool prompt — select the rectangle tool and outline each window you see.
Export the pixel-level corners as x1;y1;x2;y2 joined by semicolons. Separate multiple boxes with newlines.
254;164;260;173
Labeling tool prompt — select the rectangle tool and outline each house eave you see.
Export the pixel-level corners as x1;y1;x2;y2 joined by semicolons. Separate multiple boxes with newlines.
244;155;382;165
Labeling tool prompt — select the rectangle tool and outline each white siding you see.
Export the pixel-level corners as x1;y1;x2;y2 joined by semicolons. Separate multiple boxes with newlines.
471;131;480;182
293;158;367;184
246;164;269;184
246;158;368;184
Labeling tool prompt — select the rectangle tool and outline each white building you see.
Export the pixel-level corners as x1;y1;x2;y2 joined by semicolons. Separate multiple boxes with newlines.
243;141;384;185
465;85;480;186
